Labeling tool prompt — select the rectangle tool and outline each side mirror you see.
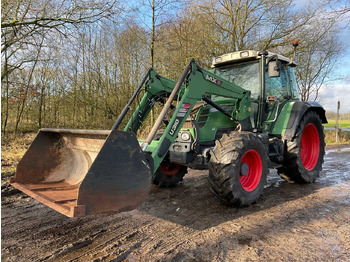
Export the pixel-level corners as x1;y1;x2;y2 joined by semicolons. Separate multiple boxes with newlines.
268;60;281;77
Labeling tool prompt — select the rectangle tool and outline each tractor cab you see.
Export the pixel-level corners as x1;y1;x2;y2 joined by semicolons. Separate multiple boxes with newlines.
211;50;300;131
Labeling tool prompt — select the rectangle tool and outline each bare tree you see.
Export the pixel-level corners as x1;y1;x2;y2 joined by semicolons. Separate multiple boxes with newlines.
1;0;122;134
292;15;344;101
1;0;120;80
131;0;181;67
2;0;347;135
178;0;345;101
192;0;326;53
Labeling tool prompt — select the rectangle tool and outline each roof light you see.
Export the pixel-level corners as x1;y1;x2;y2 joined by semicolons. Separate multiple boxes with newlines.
215;57;222;63
211;50;258;67
240;51;250;58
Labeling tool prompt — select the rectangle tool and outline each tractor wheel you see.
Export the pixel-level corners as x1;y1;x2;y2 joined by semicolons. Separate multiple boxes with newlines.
277;111;325;183
208;132;268;206
152;161;188;188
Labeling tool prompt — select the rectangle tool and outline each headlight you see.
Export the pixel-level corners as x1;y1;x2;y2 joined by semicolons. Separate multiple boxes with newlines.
180;132;191;141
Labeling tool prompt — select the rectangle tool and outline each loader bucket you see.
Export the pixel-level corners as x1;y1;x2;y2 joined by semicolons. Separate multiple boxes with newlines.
11;129;152;217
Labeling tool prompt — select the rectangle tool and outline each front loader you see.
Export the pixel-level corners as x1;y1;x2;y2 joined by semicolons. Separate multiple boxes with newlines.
11;49;327;217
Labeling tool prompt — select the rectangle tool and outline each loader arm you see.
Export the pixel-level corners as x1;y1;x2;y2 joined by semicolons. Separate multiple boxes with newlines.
11;59;250;218
138;59;252;172
123;69;182;133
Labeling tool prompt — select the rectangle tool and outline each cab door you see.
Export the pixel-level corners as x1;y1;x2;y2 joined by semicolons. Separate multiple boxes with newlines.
263;63;289;131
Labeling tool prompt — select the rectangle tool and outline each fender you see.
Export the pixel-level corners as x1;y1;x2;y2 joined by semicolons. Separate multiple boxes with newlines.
272;101;327;140
284;101;327;140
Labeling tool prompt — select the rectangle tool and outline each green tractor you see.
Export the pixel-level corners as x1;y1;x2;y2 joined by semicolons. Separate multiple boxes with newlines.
12;49;326;217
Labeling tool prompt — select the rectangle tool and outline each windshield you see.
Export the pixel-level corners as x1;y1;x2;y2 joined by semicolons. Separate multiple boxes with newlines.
214;62;260;99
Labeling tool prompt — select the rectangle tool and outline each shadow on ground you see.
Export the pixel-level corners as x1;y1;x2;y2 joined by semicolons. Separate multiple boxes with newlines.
138;147;350;230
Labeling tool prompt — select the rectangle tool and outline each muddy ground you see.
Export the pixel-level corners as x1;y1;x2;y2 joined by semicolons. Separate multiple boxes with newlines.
1;145;350;261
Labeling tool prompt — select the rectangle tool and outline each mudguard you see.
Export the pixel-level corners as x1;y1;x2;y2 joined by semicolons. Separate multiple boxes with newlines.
282;101;327;140
271;101;327;140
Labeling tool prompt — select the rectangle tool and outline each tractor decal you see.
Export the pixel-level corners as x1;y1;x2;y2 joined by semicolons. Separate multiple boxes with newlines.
169;103;191;136
205;74;222;86
169;118;182;136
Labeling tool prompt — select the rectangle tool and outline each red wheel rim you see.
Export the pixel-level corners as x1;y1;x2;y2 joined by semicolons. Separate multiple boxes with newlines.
160;163;181;175
239;150;262;192
301;123;320;170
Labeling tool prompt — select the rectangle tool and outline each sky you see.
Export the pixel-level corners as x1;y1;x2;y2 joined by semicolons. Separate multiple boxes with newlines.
132;0;350;112
318;14;350;113
295;0;350;113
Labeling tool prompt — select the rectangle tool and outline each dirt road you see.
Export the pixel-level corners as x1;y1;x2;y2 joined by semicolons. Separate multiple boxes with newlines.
2;146;350;261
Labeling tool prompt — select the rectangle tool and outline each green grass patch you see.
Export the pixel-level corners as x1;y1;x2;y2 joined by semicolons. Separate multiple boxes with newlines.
323;119;350;129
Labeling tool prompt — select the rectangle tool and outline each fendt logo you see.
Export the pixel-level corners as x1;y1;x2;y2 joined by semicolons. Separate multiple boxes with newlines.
169;119;180;136
205;75;222;86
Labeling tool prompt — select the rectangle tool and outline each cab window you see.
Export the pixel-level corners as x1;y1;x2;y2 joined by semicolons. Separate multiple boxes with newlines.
214;62;260;100
265;64;288;100
287;66;300;99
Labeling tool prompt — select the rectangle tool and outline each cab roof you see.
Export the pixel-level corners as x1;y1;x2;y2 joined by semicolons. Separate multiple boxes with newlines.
211;50;296;68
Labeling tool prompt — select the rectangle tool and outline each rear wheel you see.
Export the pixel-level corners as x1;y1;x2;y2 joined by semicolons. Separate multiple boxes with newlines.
152;161;187;188
277;111;325;183
208;132;268;206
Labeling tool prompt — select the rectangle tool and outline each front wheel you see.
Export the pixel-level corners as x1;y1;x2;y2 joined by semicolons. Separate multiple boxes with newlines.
152;161;187;188
277;111;325;183
208;132;269;206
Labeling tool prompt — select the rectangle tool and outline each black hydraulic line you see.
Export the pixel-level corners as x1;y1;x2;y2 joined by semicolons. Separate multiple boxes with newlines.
112;68;151;131
258;51;268;130
191;119;200;153
202;96;233;120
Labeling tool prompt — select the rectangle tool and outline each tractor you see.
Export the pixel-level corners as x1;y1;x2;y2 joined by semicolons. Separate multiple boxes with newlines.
11;48;326;217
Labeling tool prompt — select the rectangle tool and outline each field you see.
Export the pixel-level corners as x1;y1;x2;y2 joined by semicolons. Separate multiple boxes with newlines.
323;119;350;145
323;119;350;129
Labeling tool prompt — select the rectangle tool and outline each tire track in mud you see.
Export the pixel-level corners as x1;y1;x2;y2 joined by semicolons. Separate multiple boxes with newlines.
52;214;155;261
54;211;205;261
59;215;166;261
38;215;136;260
2;147;350;261
129;223;196;260
2;197;135;261
66;227;144;260
71;230;147;261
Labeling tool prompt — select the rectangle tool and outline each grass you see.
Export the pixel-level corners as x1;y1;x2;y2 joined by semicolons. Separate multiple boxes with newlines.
324;130;350;145
323;119;350;129
323;119;350;144
1;133;36;174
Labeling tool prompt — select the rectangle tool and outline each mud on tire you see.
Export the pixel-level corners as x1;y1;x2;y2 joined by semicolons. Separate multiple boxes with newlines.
152;161;188;188
277;111;325;183
208;132;268;206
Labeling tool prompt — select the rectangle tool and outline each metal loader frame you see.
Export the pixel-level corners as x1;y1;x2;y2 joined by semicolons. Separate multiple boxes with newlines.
115;59;252;174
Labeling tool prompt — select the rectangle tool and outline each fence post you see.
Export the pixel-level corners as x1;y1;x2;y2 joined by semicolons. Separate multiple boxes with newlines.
336;101;340;143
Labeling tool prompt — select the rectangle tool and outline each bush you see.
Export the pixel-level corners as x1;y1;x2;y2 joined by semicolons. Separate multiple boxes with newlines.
324;130;350;145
